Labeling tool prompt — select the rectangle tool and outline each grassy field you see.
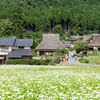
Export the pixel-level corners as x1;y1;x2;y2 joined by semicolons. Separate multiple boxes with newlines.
0;65;100;99
87;55;100;64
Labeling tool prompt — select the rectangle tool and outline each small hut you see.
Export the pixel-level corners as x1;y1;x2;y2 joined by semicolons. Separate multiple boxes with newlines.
35;34;65;56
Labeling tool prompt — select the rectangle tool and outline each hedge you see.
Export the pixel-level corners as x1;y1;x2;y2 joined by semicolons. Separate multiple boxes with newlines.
6;59;51;65
79;58;89;63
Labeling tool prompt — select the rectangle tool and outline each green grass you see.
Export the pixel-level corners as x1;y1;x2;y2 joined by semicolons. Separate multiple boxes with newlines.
87;55;100;64
0;65;100;99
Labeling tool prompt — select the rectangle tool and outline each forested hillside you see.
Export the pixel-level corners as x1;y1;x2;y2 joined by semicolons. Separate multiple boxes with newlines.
0;0;100;41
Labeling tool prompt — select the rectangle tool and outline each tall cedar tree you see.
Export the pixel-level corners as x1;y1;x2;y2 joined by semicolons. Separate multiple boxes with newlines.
10;7;24;38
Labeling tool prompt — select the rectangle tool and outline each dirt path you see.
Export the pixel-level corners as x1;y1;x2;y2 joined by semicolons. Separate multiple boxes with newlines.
67;51;80;65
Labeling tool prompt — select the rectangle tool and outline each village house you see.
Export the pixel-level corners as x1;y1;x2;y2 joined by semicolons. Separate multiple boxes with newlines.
35;34;65;56
64;41;73;49
82;35;91;42
88;34;100;50
64;35;82;49
0;37;33;64
68;35;82;45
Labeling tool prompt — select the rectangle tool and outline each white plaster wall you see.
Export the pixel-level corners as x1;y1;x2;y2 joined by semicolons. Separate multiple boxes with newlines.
0;52;8;55
24;47;30;49
8;47;12;52
8;46;18;52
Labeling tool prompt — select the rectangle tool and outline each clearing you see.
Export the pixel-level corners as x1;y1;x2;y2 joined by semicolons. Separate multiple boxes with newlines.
0;65;100;99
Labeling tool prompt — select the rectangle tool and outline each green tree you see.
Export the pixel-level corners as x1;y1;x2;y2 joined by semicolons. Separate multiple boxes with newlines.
74;41;88;53
10;7;24;38
0;0;100;37
52;25;63;35
0;19;13;37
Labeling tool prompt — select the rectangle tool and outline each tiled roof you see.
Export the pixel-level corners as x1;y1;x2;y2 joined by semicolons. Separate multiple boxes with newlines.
0;38;16;46
7;49;32;58
65;45;72;48
15;39;33;47
0;38;33;47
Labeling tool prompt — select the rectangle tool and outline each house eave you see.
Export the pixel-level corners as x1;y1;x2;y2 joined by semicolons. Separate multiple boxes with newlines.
35;48;64;52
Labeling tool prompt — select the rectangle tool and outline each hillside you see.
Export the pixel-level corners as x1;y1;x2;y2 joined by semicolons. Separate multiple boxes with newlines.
0;0;100;40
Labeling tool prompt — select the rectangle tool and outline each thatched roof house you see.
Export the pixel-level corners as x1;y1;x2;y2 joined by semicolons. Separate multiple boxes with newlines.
82;35;91;42
88;34;100;50
35;34;65;56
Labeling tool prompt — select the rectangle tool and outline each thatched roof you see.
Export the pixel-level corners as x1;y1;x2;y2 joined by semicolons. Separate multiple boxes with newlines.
88;34;100;48
35;34;65;51
82;35;91;42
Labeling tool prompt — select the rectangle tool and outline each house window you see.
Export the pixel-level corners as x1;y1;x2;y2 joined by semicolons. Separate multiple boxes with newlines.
44;52;49;55
18;47;24;49
0;47;8;52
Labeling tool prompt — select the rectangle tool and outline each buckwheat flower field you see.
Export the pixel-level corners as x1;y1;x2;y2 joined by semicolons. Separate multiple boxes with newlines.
0;65;100;99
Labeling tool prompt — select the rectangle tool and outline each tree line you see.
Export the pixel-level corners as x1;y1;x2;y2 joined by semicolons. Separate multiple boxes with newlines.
0;0;100;40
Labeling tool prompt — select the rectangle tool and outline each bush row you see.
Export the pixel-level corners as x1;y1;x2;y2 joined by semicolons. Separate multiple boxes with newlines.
6;59;51;65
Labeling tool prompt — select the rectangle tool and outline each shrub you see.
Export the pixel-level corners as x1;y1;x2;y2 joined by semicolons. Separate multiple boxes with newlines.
54;48;63;56
40;59;51;65
79;58;89;63
64;49;69;56
6;59;51;65
93;50;99;55
79;52;83;58
32;50;37;56
53;57;60;64
70;47;74;51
